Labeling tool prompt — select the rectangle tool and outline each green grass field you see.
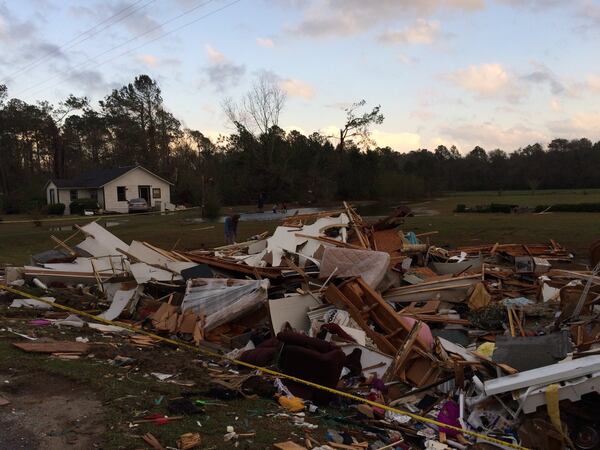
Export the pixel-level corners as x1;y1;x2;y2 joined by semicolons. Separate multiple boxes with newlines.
1;189;600;265
419;188;600;214
406;189;600;258
0;210;277;265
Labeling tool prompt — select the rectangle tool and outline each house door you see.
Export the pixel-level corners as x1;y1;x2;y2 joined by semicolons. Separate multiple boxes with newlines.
138;186;151;204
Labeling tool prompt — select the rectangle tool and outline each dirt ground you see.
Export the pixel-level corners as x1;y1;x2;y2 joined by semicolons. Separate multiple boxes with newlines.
0;371;105;449
0;304;340;450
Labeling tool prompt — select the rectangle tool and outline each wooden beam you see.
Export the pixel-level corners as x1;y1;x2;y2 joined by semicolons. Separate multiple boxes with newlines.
50;235;76;256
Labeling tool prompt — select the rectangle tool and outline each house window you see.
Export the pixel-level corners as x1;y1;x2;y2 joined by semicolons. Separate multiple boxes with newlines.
117;186;126;201
90;190;98;200
70;190;78;201
49;189;55;205
152;188;161;199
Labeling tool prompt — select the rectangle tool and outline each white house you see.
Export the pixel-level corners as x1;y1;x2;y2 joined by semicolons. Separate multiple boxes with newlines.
45;165;173;214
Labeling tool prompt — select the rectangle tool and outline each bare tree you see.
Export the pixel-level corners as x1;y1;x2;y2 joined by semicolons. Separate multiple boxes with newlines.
338;100;384;150
222;72;286;135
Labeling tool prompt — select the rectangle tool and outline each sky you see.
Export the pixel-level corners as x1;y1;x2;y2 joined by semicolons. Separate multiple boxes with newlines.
2;0;600;153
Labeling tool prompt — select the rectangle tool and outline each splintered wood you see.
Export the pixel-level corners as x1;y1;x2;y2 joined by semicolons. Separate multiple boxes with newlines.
325;276;442;387
129;334;157;347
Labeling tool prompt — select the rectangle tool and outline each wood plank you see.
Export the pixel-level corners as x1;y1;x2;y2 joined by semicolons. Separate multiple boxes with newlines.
384;321;422;382
50;235;77;256
273;441;308;450
13;341;90;354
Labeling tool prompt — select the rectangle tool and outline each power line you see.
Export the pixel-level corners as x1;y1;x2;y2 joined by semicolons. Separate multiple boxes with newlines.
4;0;156;82
15;0;221;97
24;0;243;100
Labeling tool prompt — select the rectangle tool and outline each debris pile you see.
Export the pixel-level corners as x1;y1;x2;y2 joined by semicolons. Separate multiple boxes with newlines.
2;203;600;449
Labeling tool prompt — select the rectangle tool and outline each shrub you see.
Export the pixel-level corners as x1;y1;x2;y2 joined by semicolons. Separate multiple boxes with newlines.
70;198;100;215
48;203;66;215
455;204;467;213
489;203;517;213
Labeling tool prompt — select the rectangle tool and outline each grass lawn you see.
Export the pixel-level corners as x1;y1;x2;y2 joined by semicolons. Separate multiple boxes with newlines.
419;188;600;214
0;209;277;265
1;190;600;265
404;212;599;258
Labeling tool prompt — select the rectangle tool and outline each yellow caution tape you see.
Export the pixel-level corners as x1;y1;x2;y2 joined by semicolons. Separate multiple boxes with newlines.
546;383;573;448
0;207;201;224
0;284;528;449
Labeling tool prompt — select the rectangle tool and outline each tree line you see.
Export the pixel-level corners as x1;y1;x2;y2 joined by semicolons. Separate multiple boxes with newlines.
1;74;600;215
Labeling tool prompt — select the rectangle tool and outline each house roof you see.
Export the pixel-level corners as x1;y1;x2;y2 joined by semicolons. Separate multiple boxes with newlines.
47;165;173;189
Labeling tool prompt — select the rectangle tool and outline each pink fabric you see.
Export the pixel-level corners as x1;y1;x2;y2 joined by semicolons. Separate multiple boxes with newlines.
398;315;434;349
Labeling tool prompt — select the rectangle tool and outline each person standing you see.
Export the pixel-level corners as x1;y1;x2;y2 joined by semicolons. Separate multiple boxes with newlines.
257;193;265;212
224;214;240;244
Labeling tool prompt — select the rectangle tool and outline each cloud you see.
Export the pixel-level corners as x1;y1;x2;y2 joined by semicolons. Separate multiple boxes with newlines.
203;44;245;90
549;98;560;112
71;1;162;36
66;68;119;94
371;130;422;152
279;78;315;99
587;74;600;92
437;121;547;152
576;1;600;29
397;53;418;65
379;19;441;45
548;112;600;137
138;54;158;67
410;108;436;121
521;64;564;95
256;37;275;48
254;69;315;99
319;124;421;152
448;63;510;95
325;101;351;110
447;63;527;102
497;0;563;10
19;42;68;64
283;0;483;38
0;4;37;43
205;44;225;63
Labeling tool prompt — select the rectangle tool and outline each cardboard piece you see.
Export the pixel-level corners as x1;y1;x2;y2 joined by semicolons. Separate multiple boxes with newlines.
467;282;491;310
269;294;322;334
151;302;179;333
